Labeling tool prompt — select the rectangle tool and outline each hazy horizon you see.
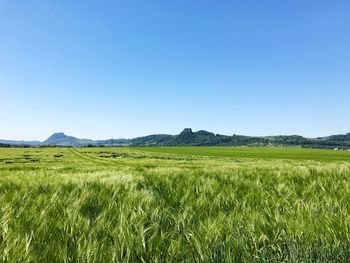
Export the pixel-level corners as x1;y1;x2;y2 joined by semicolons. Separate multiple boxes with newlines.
1;1;349;141
1;128;350;142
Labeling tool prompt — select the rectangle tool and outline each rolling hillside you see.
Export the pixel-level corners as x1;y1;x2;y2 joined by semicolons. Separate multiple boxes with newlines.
1;129;350;149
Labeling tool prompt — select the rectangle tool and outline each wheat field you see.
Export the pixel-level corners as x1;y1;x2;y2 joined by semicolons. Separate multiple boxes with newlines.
0;147;350;262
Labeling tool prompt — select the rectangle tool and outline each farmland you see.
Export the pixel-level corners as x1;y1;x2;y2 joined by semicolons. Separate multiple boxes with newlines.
1;147;350;262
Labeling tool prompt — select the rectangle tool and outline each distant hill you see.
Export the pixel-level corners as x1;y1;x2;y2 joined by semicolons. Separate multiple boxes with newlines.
42;132;94;146
1;129;350;149
0;139;41;146
130;134;173;146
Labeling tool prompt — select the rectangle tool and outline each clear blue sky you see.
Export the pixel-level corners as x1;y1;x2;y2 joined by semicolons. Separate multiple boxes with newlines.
1;0;349;140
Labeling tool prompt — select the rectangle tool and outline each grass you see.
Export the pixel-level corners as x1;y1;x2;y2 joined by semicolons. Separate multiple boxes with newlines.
130;146;350;161
0;147;350;262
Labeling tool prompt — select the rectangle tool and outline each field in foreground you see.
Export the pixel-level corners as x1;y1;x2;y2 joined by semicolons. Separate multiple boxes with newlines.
0;147;350;262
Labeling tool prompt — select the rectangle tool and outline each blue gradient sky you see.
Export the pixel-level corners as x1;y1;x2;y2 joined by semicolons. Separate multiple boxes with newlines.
1;0;349;140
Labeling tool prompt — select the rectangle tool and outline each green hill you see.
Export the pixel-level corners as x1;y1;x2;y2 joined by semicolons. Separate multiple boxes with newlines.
1;129;350;149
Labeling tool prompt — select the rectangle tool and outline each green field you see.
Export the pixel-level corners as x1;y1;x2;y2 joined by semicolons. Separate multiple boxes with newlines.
1;147;350;262
130;146;350;161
